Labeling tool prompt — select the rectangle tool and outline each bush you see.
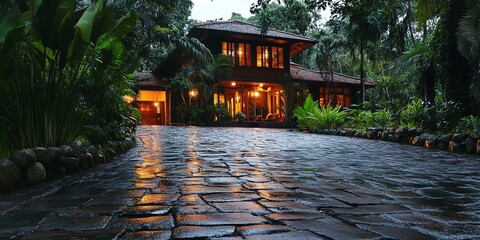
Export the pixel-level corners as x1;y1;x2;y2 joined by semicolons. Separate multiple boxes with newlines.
456;115;480;133
293;94;345;131
400;99;425;128
234;112;245;122
373;109;392;129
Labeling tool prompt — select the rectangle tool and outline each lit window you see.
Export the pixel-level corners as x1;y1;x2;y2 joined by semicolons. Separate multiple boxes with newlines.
222;42;235;65
238;43;252;66
256;46;269;67
272;47;284;69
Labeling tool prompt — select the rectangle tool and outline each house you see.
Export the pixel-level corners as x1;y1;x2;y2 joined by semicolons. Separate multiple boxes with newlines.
134;21;375;125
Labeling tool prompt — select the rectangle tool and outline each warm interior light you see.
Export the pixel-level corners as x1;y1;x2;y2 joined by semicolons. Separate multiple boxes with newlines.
254;91;259;97
231;82;236;86
259;83;263;88
154;102;159;107
123;95;134;104
189;90;197;97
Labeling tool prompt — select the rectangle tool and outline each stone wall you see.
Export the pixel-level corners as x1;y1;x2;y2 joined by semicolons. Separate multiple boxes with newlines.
0;137;136;193
310;128;480;155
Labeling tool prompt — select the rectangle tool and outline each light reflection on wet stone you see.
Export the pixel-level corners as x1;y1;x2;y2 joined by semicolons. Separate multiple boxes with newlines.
1;126;479;239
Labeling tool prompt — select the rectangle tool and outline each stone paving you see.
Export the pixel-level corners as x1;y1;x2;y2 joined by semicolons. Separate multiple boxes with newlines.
1;126;480;239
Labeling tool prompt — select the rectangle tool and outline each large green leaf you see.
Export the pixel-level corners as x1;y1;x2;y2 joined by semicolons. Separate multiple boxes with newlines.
105;12;137;40
31;0;44;17
0;10;22;45
75;0;104;43
36;0;76;50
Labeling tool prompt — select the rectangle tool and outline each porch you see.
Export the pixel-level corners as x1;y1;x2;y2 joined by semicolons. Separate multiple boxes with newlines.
215;80;286;122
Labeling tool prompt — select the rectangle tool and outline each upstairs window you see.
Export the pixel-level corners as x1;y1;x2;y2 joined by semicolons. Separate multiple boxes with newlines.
272;46;284;69
222;42;236;65
256;46;284;69
238;43;252;66
256;46;269;67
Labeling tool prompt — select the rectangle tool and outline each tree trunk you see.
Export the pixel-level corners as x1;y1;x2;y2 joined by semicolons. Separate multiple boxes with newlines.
359;42;365;103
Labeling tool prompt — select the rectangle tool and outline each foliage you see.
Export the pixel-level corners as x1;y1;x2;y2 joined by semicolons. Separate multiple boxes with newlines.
0;0;138;155
294;94;345;131
345;109;373;130
456;115;480;133
400;99;425;128
373;109;392;129
457;3;480;102
234;112;246;122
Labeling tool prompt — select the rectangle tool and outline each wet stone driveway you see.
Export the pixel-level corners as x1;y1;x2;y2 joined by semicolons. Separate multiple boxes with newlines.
1;126;480;239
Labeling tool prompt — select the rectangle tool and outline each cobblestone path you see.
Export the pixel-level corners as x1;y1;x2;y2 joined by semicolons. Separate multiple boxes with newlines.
1;126;480;239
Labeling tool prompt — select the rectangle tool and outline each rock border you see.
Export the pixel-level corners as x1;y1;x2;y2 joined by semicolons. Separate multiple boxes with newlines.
0;137;136;193
306;127;480;155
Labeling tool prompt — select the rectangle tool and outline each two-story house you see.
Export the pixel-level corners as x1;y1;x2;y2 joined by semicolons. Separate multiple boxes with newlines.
134;21;374;125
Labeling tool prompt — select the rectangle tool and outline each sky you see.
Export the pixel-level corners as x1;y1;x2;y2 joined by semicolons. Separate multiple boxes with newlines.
190;0;257;21
190;0;331;23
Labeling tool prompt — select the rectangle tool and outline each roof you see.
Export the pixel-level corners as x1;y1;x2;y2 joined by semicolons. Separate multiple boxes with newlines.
133;72;169;88
189;20;317;56
290;63;375;87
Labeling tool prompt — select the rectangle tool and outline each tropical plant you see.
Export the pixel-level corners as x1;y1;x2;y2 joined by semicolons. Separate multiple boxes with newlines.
294;94;345;131
0;0;138;155
234;112;246;122
457;3;480;102
373;109;392;129
400;99;425;128
456;115;480;133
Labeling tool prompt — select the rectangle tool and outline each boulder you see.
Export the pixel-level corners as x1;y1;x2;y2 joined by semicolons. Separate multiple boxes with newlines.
449;141;464;153
59;145;73;157
477;140;480;154
34;147;51;165
463;138;476;154
0;157;20;192
26;162;46;185
452;133;468;143
56;157;80;173
48;147;63;161
85;153;95;167
11;149;36;168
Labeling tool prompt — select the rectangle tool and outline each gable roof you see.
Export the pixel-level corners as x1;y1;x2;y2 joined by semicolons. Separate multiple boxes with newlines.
189;20;317;56
290;63;375;87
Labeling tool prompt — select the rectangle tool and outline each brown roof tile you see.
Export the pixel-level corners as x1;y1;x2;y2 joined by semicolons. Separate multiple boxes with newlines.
192;20;317;43
290;63;375;86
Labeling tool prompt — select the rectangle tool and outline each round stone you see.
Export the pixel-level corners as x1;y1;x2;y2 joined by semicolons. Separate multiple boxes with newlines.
0;157;20;192
26;162;46;185
11;149;36;168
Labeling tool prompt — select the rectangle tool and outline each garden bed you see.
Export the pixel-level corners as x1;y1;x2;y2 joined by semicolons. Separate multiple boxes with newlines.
0;137;136;193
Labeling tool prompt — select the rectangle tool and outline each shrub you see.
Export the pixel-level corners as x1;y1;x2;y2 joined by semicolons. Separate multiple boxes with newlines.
293;94;345;131
373;109;392;129
456;115;480;133
400;99;425;128
234;112;245;122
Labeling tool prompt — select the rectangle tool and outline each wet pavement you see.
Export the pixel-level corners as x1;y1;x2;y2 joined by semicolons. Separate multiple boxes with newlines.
1;126;480;239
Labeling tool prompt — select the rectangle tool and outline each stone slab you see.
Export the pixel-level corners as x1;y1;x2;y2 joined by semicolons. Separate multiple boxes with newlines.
213;202;269;214
245;231;324;240
37;215;112;231
285;218;381;240
173;226;235;238
177;213;266;226
108;215;174;231
137;194;180;205
121;230;171;240
236;224;292;236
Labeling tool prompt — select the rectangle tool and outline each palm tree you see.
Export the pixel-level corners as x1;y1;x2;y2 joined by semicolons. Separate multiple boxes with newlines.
341;0;382;103
457;3;480;103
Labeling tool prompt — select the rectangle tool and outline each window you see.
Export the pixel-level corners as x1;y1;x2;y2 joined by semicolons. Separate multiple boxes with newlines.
238;43;252;66
319;87;351;107
272;47;284;69
222;42;252;67
222;42;235;65
256;46;269;67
